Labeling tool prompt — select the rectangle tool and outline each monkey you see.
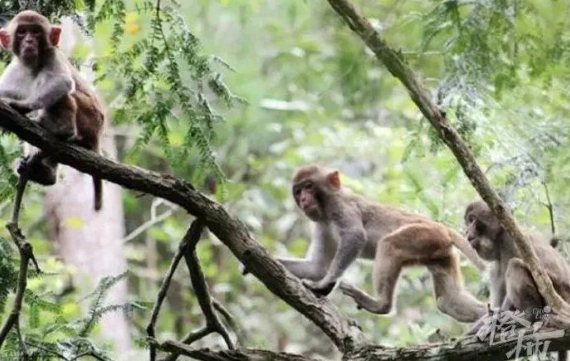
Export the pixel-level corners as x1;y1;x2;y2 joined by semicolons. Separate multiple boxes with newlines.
0;10;105;213
277;164;487;322
464;200;570;360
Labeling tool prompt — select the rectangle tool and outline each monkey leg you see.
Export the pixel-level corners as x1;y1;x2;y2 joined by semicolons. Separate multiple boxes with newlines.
40;94;78;140
504;258;545;321
428;257;486;322
340;243;402;314
19;150;58;186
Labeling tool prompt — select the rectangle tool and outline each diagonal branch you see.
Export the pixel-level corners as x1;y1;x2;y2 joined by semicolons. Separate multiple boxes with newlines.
0;103;366;353
324;0;570;319
181;219;234;349
156;219;236;361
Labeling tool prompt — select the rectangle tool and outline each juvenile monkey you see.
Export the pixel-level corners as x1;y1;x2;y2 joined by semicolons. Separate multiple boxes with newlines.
279;164;487;322
0;10;105;211
464;200;570;360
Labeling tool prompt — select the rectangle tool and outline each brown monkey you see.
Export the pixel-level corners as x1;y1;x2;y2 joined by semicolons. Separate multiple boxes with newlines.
279;164;486;322
464;200;570;326
0;10;105;211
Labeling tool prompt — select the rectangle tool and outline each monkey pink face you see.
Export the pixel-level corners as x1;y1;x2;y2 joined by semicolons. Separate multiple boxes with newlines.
14;24;45;61
293;181;322;221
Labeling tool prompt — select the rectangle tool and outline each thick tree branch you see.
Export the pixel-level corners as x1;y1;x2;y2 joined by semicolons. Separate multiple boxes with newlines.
0;103;366;353
325;0;570;319
153;339;322;361
154;328;570;361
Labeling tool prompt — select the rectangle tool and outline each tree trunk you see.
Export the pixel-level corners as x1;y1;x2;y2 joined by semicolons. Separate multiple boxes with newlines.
44;133;132;356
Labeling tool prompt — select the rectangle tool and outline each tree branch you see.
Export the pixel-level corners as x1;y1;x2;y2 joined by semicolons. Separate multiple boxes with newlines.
324;0;570;319
0;103;366;353
154;328;570;361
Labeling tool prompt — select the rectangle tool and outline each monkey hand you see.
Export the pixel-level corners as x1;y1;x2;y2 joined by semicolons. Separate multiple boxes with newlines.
4;99;33;114
302;279;336;297
16;155;30;175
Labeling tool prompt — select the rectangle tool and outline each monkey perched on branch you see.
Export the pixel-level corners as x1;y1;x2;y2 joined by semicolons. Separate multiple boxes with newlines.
0;10;105;214
277;164;486;322
464;200;570;360
464;200;570;328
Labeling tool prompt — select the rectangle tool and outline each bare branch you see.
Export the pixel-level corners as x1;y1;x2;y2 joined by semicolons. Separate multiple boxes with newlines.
181;220;234;349
146;222;189;361
0;224;36;349
324;0;570;319
0;103;365;352
154;328;570;361
154;339;320;361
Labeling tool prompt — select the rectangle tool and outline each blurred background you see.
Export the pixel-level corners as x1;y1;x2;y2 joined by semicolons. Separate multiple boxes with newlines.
1;0;570;359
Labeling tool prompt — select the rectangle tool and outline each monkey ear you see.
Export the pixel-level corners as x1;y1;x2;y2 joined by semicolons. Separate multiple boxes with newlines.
0;29;10;49
49;26;62;46
327;171;341;189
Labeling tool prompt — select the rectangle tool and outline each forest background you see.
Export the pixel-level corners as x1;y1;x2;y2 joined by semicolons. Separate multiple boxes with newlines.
1;0;570;360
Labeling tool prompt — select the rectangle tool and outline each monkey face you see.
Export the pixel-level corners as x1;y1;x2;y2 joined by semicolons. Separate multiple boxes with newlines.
13;24;45;60
465;201;503;261
293;180;323;221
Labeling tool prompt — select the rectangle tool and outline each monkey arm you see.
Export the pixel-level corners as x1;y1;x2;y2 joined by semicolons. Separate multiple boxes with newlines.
489;265;506;309
0;62;25;100
19;73;74;112
278;258;327;281
304;215;366;296
321;226;366;283
278;225;336;281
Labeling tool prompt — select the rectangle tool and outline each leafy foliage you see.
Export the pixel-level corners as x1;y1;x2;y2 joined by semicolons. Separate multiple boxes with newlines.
0;270;140;360
93;0;240;183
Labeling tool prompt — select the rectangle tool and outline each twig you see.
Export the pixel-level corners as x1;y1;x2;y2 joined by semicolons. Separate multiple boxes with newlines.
0;224;34;348
542;181;556;236
123;199;177;243
148;220;235;361
182;220;234;350
158;327;212;361
146;223;188;361
10;174;28;226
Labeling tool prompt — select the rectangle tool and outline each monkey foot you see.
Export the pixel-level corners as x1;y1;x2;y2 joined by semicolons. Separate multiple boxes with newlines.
302;279;336;297
16;155;30;175
339;282;391;314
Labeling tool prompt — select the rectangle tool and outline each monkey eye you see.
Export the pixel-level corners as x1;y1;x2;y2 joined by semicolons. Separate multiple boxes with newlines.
304;182;313;190
475;221;485;232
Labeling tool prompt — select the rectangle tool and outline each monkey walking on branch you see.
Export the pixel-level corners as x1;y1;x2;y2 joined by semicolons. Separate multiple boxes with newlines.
0;10;105;221
276;164;487;323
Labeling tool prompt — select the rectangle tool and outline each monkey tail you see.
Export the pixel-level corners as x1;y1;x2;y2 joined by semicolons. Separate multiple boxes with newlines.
448;229;486;271
93;176;102;211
